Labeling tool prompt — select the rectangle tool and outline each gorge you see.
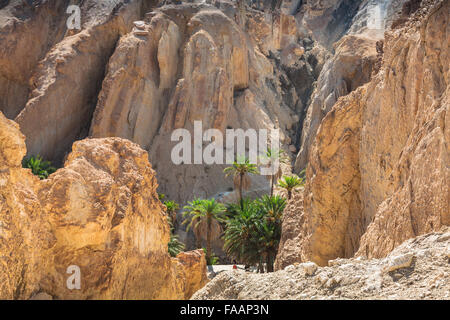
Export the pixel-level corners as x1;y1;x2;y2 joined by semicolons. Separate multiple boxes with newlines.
0;0;448;300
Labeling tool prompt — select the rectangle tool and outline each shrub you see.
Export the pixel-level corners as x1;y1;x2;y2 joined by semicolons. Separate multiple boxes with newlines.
22;155;56;180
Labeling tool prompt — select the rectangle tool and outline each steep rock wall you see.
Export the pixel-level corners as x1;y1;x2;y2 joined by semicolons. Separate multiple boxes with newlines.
90;3;312;206
0;111;207;299
14;0;157;164
0;0;70;119
277;0;449;267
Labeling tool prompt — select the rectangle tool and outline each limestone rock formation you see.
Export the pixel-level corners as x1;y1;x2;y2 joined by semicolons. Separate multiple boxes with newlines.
0;111;207;299
278;0;449;267
8;0;156;164
295;34;379;171
0;0;70;119
89;2;314;207
273;190;305;271
0;111;54;300
1;0;448;300
193;228;450;299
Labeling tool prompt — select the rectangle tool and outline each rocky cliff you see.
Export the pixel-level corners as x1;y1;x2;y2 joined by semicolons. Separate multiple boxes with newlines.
0;111;207;299
0;0;448;300
277;0;449;268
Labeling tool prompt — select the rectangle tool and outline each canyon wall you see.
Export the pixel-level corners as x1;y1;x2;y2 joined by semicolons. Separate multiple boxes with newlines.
0;0;70;119
277;0;449;268
0;111;207;299
90;2;313;206
0;0;157;164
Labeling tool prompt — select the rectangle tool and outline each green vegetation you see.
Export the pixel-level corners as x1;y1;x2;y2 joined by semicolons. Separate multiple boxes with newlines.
223;195;286;272
223;157;259;207
260;148;289;197
163;198;184;257
183;199;227;265
22;155;56;180
278;175;304;200
158;193;166;201
167;214;185;257
164;200;179;228
164;155;302;269
202;248;219;265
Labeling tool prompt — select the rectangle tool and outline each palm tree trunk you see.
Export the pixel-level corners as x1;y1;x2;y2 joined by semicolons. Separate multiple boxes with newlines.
239;173;243;209
266;254;274;272
206;215;212;265
288;190;292;200
270;175;274;197
258;259;264;273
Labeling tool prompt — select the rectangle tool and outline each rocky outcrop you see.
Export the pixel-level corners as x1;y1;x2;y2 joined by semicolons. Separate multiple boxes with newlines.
0;111;54;299
0;111;207;299
273;190;305;271
13;0;156;164
295;34;379;171
90;2;312;206
294;0;410;172
278;0;449;267
193;228;450;299
296;0;362;48
0;0;70;119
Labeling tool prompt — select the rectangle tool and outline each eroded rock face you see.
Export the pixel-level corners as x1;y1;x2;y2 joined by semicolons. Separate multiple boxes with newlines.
0;0;70;119
295;34;379;171
90;3;310;206
14;0;157;164
0;112;207;299
0;111;54;299
274;190;305;271
296;0;362;48
278;0;449;267
355;0;449;259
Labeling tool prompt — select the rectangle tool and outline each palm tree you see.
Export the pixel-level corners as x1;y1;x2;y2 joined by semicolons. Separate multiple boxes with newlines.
183;199;226;264
164;200;179;229
224;157;260;207
223;196;286;272
182;199;203;249
260;148;288;197
256;195;286;272
223;199;261;267
166;215;185;257
278;175;304;200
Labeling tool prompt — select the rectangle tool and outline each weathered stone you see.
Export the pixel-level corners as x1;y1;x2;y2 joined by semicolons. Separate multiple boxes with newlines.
14;0;154;163
29;292;53;300
385;254;415;273
280;0;449;267
300;262;318;276
194;229;450;300
0;113;207;299
133;20;146;29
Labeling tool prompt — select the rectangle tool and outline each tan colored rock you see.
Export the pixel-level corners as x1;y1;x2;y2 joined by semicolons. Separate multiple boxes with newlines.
193;228;450;300
14;0;154;163
281;0;449;267
0;112;207;299
274;190;306;270
0;112;54;299
173;250;209;299
295;34;379;171
355;0;449;259
384;253;415;273
0;0;69;119
90;3;298;207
